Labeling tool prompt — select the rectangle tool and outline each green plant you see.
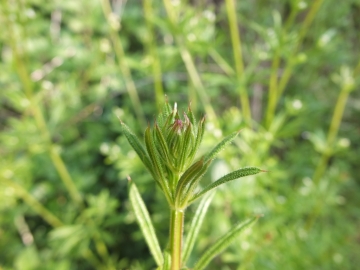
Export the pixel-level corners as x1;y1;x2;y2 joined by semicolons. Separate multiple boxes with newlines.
120;100;264;270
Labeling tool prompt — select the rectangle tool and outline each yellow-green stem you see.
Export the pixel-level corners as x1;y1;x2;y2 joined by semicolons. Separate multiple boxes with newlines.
169;208;184;270
3;178;63;228
100;0;145;126
276;0;325;107
307;60;359;230
313;84;353;184
265;52;281;129
225;0;252;124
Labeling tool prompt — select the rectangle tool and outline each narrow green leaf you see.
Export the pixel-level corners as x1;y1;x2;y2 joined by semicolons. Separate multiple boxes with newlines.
157;99;173;128
128;179;163;266
189;167;263;205
120;122;153;171
193;217;258;270
178;123;193;171
175;160;204;205
154;122;172;166
179;160;212;207
182;192;215;264
189;117;205;160
162;249;171;270
145;126;172;202
204;130;240;163
187;104;197;127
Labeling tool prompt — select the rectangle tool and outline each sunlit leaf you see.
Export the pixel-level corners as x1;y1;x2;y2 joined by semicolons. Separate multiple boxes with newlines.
193;217;259;270
182;192;215;264
189;167;264;204
128;179;163;266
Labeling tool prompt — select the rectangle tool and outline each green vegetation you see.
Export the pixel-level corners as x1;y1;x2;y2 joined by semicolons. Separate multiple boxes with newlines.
0;0;359;269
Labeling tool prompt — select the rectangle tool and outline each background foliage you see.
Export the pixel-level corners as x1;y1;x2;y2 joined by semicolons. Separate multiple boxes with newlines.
1;0;359;269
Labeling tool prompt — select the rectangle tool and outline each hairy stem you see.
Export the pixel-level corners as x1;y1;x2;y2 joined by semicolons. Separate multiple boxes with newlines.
169;208;185;270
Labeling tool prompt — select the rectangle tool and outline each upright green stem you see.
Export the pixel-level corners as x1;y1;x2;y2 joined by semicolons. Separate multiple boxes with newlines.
276;0;325;107
169;208;184;270
306;61;359;230
225;0;252;124
265;51;280;128
313;83;354;184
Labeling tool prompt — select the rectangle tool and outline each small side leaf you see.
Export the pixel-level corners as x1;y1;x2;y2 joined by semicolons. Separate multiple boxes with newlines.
189;167;263;205
203;130;240;163
128;178;163;266
162;249;171;270
182;192;215;264
175;160;204;204
188;117;205;161
120;122;153;172
193;217;259;270
145;126;172;201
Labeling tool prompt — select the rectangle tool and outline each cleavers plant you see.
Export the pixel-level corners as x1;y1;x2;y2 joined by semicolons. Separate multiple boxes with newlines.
120;100;264;270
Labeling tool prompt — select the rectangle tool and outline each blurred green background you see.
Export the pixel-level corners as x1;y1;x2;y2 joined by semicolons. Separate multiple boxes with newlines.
1;0;359;269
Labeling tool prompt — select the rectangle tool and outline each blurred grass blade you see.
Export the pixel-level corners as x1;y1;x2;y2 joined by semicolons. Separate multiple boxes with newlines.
193;217;258;270
204;130;240;162
182;192;215;264
189;167;263;205
128;178;163;266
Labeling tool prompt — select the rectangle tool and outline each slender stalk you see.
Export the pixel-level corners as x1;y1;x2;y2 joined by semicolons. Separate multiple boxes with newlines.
178;45;218;123
169;208;185;270
276;0;325;107
313;82;354;185
265;51;280;128
306;61;359;230
3;178;63;228
209;48;235;76
100;0;145;126
225;0;252;124
143;0;164;111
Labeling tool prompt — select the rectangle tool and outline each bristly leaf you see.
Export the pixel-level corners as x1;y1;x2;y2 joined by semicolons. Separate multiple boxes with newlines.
154;122;172;167
120;121;153;173
182;192;215;264
175;160;204;205
188;167;264;205
178;123;193;171
178;160;212;207
193;217;259;270
128;178;164;267
189;116;205;161
145;126;172;203
187;103;197;127
203;130;240;163
157;99;173;127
